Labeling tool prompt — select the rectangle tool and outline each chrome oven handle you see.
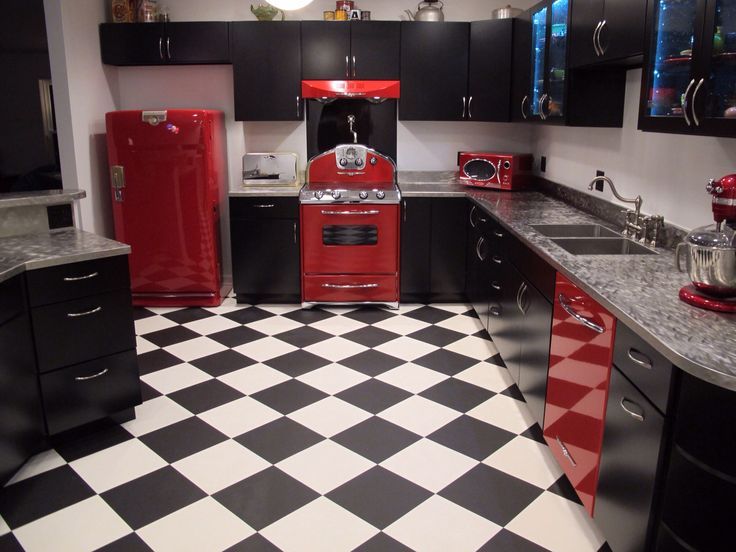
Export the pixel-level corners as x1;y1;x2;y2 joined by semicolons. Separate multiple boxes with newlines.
558;293;604;334
64;272;99;282
682;79;695;127
67;306;103;318
321;210;380;216
75;368;109;382
322;283;379;289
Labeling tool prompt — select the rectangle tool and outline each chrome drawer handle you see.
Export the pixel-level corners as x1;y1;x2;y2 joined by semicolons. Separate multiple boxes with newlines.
321;210;380;216
63;272;99;282
322;283;379;289
253;204;275;208
493;230;504;238
476;236;487;261
75;368;109;381
627;348;653;370
67;306;102;318
558;294;604;334
491;255;503;265
469;206;477;228
491;281;502;291
556;436;577;467
620;397;645;422
490;306;502;317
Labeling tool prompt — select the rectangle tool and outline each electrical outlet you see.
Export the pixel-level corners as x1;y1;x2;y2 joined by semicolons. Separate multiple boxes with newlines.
595;170;605;191
540;156;547;173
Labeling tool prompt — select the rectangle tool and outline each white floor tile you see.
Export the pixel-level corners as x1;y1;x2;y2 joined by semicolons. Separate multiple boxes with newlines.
276;441;374;494
173;440;270;494
134;315;177;336
233;337;298;362
0;514;9;537
218;364;290;395
430;304;472;314
385;495;501;552
261;496;378;552
296;363;370;395
122;396;192;437
70;439;166;493
454;362;515;393
163;336;228;362
381;439;477;493
288;397;371;438
378;396;461;436
5;449;66;486
374;336;437;361
183;316;240;335
505;492;605;552
138;497;255;552
467;395;536;434
141;363;212;395
444;335;498;360
376;363;450;394
135;336;158;354
198;397;281;438
146;307;186;315
257;305;303;315
247;316;304;336
483;436;564;489
304;337;368;363
13;496;131;552
372;316;432;336
308;316;368;335
393;304;423;315
436;314;486;335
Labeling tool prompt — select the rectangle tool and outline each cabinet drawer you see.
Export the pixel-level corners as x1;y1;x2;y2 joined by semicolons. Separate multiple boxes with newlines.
0;275;25;325
303;274;398;304
25;255;130;307
32;291;136;372
613;322;673;414
40;350;141;435
229;197;298;219
506;231;556;302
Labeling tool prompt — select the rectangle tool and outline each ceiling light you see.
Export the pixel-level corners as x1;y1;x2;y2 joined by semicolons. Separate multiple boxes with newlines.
266;0;314;10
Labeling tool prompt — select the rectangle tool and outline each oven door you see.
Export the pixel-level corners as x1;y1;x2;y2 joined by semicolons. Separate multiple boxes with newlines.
301;204;399;274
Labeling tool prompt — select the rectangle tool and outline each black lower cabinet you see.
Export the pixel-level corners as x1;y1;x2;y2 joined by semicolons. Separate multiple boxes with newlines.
400;198;432;303
466;213;492;330
596;367;665;552
490;259;523;384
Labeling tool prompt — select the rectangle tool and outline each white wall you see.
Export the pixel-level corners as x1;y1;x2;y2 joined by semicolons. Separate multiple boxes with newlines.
532;69;736;231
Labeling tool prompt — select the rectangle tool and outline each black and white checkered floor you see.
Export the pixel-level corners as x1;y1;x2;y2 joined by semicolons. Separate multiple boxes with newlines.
0;300;608;552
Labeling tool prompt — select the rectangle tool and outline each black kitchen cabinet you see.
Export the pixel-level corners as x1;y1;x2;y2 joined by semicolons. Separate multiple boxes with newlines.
568;0;646;68
400;198;432;303
230;197;301;304
639;0;736;138
511;13;533;122
490;260;525;385
232;22;303;121
466;205;493;329
468;19;515;122
301;22;400;80
100;22;229;66
400;22;470;121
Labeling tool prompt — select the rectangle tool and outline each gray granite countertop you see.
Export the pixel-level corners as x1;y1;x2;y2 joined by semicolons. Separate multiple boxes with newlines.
229;186;301;197
0;189;86;209
398;171;468;197
0;229;130;284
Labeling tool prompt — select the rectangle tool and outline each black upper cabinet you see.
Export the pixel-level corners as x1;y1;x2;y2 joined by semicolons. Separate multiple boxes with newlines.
469;19;514;122
568;0;646;68
400;22;470;121
232;22;302;122
511;14;533;122
301;22;400;80
100;22;229;66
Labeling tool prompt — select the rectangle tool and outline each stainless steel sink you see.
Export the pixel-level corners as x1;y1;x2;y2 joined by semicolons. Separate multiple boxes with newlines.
551;238;657;256
532;224;620;238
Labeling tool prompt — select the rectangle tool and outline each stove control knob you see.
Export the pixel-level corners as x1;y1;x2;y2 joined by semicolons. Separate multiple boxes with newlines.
332;190;342;200
370;157;378;166
359;191;369;199
355;158;364;167
339;158;348;167
314;191;324;199
503;161;511;170
376;191;386;200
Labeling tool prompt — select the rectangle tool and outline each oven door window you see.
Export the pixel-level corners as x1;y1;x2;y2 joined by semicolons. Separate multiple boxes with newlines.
323;225;378;246
464;159;497;181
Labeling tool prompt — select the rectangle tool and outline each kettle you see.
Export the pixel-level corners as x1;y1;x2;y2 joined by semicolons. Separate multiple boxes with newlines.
405;1;445;22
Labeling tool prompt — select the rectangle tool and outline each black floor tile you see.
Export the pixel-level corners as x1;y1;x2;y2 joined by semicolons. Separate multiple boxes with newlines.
264;350;331;377
419;379;494;413
162;308;215;325
191;350;256;377
235;418;324;464
353;532;413;552
133;308;156;320
342;326;402;348
282;308;336;325
439;465;543;526
136;349;182;375
273;326;333;348
0;466;95;529
463;309;479;319
139;417;228;463
502;384;526;402
142;326;200;348
225;534;281;552
213;467;319;530
336;380;412;414
547;475;583;505
428;415;516;461
343;307;397;325
479;529;549;551
0;533;23;552
413;349;478;375
54;424;134;462
208;326;267;348
101;466;206;529
473;329;493;341
96;532;153;552
167;379;245;415
327;467;432;529
488;352;506;367
140;381;162;402
222;307;275;325
340;350;405;377
251;380;328;415
332;417;421;464
521;424;546;444
408;326;467;348
404;306;455;324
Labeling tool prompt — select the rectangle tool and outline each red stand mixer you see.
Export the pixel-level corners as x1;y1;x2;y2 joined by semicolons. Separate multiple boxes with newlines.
677;174;736;313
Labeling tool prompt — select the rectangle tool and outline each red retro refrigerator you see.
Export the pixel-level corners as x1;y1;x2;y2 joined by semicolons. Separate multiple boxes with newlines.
105;109;226;307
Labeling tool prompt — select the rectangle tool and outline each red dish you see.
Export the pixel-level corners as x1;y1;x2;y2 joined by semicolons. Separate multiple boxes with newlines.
679;286;736;313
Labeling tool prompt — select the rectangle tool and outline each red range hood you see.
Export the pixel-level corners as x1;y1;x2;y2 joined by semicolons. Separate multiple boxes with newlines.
301;80;401;100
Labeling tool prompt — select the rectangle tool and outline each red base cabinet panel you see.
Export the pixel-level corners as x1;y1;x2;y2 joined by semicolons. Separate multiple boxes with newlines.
543;273;616;515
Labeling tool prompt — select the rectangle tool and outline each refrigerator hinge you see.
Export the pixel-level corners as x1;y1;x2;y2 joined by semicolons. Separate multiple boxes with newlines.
111;165;125;202
142;110;167;126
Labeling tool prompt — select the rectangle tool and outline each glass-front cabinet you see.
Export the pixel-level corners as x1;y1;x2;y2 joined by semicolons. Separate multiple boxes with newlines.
640;0;736;136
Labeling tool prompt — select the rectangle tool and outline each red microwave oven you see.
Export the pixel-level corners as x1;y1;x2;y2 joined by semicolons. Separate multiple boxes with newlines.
458;152;533;190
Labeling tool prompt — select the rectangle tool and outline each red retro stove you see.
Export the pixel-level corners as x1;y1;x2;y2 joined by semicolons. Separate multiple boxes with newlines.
300;144;401;309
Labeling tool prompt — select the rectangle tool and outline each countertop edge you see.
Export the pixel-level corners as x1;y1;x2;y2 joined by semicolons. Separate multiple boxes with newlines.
22;245;131;271
0;189;87;209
